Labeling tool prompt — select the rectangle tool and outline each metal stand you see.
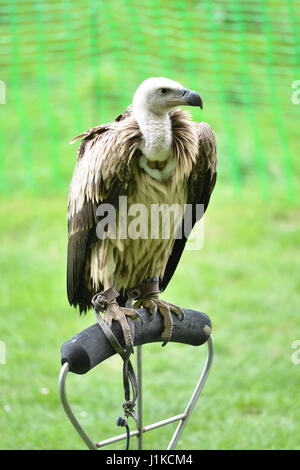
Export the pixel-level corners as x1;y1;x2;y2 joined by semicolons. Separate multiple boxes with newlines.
58;308;214;450
59;361;97;450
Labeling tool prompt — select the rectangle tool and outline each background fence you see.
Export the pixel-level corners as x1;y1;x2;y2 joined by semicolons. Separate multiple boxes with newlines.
0;0;299;200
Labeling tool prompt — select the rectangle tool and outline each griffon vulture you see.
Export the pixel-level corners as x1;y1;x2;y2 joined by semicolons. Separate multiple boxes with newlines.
67;77;217;347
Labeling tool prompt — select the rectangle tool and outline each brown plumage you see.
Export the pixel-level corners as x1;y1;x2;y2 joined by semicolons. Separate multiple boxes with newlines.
67;77;217;345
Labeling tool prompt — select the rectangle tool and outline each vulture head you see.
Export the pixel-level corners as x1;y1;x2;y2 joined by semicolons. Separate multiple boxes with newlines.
132;77;203;117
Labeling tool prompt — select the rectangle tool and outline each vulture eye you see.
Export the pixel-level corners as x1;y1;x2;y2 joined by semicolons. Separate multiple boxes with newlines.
159;88;168;94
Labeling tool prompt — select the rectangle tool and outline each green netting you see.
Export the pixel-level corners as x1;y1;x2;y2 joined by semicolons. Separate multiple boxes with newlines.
0;0;299;200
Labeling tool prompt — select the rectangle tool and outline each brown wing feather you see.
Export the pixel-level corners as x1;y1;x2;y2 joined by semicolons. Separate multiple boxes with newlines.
67;108;142;312
67;200;98;312
160;121;217;291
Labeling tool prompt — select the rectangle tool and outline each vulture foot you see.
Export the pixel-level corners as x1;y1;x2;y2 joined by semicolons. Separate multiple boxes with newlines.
92;291;139;350
133;295;184;346
103;302;139;349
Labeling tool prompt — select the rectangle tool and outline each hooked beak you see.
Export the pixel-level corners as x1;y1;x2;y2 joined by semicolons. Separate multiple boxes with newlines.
180;88;203;110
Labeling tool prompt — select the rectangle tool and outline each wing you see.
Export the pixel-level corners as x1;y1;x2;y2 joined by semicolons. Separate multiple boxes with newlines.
67;199;98;312
160;121;217;291
67;108;141;312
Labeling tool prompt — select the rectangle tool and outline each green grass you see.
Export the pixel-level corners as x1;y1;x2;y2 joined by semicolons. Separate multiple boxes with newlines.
0;186;299;450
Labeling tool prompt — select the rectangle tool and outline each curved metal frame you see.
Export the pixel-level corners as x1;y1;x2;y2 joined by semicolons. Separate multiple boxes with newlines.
58;335;214;450
58;362;97;450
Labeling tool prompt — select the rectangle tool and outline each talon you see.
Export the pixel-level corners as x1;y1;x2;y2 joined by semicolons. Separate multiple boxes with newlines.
135;311;144;325
161;326;173;347
161;336;170;347
136;293;183;346
150;303;157;316
102;302;139;349
168;303;184;321
105;317;112;329
145;299;157;316
174;310;184;321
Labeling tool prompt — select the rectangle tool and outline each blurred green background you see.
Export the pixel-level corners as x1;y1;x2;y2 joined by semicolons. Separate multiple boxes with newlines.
0;0;299;450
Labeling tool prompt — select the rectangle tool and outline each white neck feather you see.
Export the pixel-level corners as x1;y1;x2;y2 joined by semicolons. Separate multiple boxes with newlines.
133;108;172;162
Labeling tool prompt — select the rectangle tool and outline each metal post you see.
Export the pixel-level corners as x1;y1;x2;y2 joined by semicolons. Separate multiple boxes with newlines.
135;344;143;449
